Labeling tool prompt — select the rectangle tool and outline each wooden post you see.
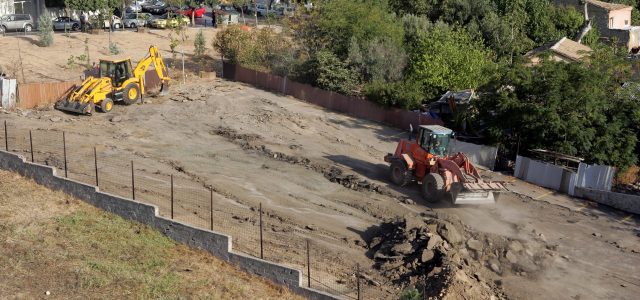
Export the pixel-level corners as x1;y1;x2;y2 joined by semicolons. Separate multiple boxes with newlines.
94;147;99;186
63;132;68;178
131;160;135;200
307;239;311;288
171;174;174;219
29;130;33;162
259;202;264;259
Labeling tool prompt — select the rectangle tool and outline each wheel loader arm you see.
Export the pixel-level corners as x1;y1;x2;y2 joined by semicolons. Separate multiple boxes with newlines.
133;45;170;95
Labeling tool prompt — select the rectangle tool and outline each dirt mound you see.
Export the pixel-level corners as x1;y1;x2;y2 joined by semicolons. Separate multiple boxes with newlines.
369;214;554;298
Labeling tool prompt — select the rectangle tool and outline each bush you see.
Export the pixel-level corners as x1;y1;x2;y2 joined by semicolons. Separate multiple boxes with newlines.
399;288;421;300
38;10;54;47
109;42;120;55
312;50;359;95
194;29;207;57
364;79;424;110
213;25;252;64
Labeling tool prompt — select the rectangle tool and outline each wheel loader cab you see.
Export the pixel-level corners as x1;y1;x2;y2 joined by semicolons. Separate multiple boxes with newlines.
99;59;133;88
417;125;453;157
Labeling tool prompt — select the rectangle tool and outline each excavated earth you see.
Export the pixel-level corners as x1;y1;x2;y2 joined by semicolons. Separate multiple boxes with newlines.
1;77;639;299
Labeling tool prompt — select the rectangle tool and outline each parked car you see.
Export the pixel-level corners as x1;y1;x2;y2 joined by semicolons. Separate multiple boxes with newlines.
248;4;269;16
143;1;168;14
123;13;153;28
104;15;124;29
52;16;81;31
177;6;206;18
0;14;34;33
150;13;189;28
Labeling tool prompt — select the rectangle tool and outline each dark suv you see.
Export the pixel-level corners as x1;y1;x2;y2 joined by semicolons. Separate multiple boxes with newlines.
0;14;34;33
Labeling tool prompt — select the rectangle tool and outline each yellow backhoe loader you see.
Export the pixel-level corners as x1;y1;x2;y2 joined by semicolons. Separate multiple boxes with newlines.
56;45;169;114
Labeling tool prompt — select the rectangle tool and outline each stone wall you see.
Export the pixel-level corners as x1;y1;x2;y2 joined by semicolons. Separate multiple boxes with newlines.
0;150;338;300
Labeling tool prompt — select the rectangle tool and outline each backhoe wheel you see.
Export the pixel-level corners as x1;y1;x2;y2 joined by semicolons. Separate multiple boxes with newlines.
100;98;114;113
390;160;412;187
421;173;445;203
122;83;141;105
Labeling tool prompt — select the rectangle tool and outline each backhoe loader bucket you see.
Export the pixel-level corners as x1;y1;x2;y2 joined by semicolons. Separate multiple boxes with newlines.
55;98;93;115
159;82;169;96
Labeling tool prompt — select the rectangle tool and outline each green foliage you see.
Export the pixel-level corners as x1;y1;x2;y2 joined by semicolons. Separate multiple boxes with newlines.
552;5;585;39
364;79;423;109
194;30;207;57
310;50;359;95
299;0;404;58
407;22;494;99
582;26;600;48
38;10;54;47
478;46;640;168
213;25;251;63
348;37;407;83
109;42;120;55
399;288;422;300
64;0;121;11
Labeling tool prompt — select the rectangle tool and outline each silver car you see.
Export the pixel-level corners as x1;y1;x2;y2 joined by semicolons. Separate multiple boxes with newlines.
0;14;34;33
52;16;81;31
123;13;152;28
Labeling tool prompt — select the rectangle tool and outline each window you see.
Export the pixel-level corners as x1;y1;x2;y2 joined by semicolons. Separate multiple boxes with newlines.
625;20;629;25
610;17;614;28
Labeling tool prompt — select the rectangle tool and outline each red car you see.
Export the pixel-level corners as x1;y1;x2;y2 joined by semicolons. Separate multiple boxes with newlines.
178;6;206;18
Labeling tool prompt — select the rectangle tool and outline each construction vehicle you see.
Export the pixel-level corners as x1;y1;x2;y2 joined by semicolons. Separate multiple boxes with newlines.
56;45;169;114
384;125;506;205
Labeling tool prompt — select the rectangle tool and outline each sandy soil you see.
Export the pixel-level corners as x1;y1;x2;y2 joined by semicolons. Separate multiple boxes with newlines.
0;170;301;299
0;33;638;299
0;28;216;83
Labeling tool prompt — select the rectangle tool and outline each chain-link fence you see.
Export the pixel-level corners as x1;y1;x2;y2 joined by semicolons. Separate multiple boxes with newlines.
1;120;405;299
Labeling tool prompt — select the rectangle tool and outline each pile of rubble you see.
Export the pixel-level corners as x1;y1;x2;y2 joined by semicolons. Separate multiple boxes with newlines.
368;214;553;299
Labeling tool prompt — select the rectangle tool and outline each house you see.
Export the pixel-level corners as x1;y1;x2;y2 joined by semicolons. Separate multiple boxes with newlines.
526;37;593;65
555;0;640;52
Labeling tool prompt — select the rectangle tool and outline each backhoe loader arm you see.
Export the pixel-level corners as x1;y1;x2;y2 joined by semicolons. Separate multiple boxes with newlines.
133;45;170;95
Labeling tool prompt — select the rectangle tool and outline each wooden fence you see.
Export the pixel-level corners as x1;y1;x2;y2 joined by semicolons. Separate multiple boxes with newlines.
17;81;78;109
222;62;443;131
15;70;162;109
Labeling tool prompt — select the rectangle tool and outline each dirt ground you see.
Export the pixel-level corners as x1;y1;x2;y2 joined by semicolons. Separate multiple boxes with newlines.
0;28;216;83
0;170;301;299
0;33;639;299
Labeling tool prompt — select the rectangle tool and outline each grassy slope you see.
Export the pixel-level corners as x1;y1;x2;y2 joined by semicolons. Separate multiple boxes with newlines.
0;170;301;299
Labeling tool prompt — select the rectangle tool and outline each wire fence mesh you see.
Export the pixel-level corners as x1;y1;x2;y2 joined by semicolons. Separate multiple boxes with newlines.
0;121;401;299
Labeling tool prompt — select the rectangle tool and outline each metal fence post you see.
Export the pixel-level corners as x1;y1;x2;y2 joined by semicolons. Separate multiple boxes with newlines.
94;147;99;187
63;132;68;178
259;202;264;259
356;264;361;300
307;239;311;288
131;160;135;200
29;130;34;162
171;174;174;219
4;120;8;151
210;187;213;231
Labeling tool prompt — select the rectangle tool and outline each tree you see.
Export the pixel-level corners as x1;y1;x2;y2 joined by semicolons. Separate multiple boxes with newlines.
311;50;359;95
38;9;54;47
194;29;207;57
295;0;404;59
477;46;640;168
406;22;494;100
64;0;121;11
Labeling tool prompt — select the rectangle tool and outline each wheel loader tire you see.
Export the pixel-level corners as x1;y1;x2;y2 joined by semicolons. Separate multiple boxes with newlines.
122;83;141;105
390;160;412;186
422;173;445;203
100;98;114;113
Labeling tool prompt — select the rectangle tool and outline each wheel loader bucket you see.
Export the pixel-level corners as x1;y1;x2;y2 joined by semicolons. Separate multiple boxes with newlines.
452;182;508;205
453;191;496;205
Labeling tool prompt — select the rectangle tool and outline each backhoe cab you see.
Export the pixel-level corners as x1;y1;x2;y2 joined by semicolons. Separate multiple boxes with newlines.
56;45;169;115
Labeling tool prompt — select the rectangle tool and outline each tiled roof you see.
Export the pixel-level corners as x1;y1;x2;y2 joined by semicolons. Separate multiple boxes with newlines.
586;0;632;11
550;37;593;61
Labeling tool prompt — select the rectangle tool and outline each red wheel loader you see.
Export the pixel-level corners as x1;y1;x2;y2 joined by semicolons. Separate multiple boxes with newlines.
384;125;506;205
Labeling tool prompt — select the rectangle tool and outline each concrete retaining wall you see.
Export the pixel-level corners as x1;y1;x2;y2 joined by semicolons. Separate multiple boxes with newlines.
574;187;640;214
0;150;338;300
